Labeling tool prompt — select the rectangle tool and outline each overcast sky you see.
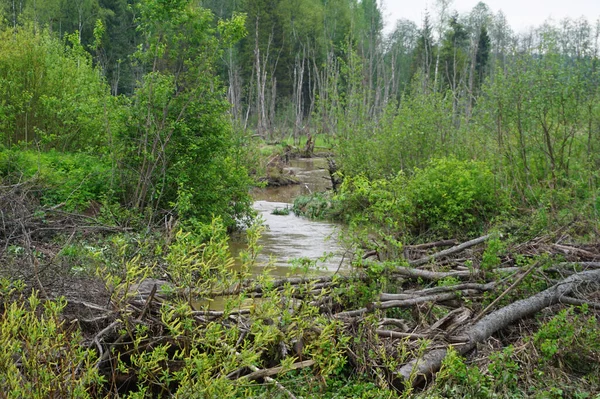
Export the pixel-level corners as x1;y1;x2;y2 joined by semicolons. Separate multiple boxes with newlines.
382;0;600;34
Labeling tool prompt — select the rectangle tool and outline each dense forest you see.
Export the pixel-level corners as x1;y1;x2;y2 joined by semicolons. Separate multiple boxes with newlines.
1;0;600;397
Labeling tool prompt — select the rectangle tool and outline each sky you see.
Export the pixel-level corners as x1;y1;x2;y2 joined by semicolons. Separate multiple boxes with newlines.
382;0;600;34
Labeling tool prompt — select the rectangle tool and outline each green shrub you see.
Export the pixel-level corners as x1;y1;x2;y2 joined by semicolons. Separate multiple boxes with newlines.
0;149;114;211
271;206;291;215
293;192;336;219
0;280;104;398
408;157;505;236
0;28;119;152
335;173;412;228
534;307;600;373
434;346;493;398
333;158;506;240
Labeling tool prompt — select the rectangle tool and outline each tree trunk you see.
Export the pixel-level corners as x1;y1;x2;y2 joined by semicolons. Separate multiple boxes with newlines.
395;268;600;387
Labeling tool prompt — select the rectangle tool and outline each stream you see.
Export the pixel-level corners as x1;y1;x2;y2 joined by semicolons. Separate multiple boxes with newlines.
231;157;348;278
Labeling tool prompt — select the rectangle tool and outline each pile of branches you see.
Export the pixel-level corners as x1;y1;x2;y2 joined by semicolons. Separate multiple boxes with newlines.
63;234;600;396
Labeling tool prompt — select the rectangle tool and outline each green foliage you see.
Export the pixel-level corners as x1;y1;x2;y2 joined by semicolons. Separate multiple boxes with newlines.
0;282;104;398
0;148;114;211
434;345;521;399
243;370;393;398
165;218;236;303
293;192;334;219
66;221;352;397
534;307;600;373
408;157;503;236
425;308;600;399
334;157;506;240
435;347;492;398
487;345;520;395
335;173;411;228
271;206;291;215
118;0;253;228
478;48;599;217
0;28;120;152
481;234;505;270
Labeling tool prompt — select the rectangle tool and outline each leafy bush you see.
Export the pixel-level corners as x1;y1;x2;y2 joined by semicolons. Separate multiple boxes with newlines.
271;206;291;215
434;347;493;398
115;3;254;229
534;307;600;373
0;280;104;398
335;173;412;228
293;192;336;219
332;158;506;239
0;28;120;152
408;157;504;236
0;149;114;211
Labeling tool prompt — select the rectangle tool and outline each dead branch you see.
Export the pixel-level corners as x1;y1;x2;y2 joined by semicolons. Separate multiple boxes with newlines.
552;244;599;259
240;360;315;381
558;296;600;310
379;318;410;331
408;235;491;267
390;265;519;282
375;330;430;340
381;282;496;301
223;343;298;399
391;266;474;281
406;239;458;251
395;268;600;387
212;274;358;297
427;307;472;333
335;291;474;318
556;262;600;269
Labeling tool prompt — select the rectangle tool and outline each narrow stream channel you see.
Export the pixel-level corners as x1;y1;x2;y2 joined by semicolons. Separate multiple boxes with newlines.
231;157;348;278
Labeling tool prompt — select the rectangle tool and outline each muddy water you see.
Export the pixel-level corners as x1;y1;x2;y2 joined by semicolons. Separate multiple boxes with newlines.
232;157;348;278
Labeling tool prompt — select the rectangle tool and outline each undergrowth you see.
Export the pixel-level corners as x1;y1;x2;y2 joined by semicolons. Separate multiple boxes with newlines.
0;148;115;211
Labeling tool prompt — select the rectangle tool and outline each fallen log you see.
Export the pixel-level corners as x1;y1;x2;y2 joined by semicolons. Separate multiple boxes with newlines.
394;268;600;387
